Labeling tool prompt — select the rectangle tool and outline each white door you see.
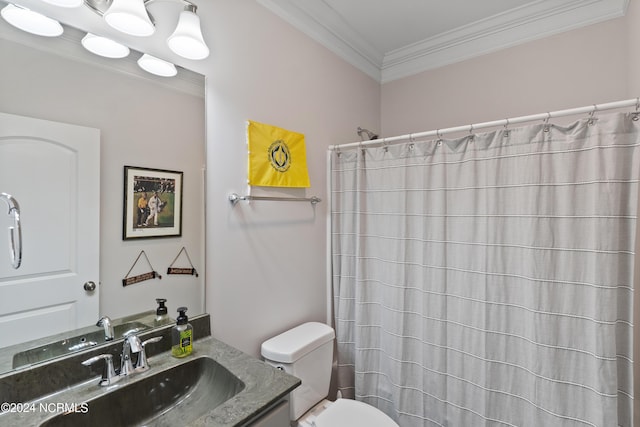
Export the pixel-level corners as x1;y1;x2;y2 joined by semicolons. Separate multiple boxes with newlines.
0;112;100;347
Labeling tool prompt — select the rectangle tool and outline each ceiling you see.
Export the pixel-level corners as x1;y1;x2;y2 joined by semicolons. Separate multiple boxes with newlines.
257;0;629;83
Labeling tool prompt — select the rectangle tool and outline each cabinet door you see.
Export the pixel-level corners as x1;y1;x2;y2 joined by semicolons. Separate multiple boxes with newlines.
247;400;290;427
0;112;100;347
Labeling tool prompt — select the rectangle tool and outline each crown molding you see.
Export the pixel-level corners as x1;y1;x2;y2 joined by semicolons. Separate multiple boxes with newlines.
257;0;629;84
381;0;629;83
256;0;382;81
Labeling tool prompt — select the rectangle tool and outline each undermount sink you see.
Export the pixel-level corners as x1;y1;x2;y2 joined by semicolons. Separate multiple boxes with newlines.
39;356;245;427
12;322;150;369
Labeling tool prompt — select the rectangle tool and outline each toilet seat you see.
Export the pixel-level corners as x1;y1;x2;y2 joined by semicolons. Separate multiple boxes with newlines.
313;398;398;427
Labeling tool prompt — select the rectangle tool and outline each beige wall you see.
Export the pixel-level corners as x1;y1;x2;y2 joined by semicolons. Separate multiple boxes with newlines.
628;0;640;97
0;37;206;320
381;11;634;137
199;1;380;356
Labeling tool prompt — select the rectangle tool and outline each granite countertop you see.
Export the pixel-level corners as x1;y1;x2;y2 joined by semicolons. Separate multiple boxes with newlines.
0;323;300;426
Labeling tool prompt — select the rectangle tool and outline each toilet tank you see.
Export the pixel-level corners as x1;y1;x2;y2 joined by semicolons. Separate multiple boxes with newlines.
261;322;335;420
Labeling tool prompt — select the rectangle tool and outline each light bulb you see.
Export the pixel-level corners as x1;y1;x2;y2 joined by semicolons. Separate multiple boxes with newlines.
167;9;209;60
137;54;177;77
0;4;63;37
81;33;130;59
103;0;154;37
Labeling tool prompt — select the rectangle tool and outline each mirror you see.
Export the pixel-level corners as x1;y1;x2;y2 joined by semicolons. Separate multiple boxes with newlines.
0;1;206;373
0;310;176;373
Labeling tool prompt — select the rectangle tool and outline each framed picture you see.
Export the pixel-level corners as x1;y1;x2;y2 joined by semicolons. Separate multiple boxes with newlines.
123;166;183;240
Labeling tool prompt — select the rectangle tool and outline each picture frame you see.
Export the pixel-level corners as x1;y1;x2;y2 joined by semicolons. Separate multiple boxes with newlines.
123;166;183;240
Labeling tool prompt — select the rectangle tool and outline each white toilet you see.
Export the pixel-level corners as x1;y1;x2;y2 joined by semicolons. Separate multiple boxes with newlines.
261;322;399;427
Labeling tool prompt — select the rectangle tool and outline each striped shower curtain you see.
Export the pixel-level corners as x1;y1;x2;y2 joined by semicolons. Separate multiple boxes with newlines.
330;112;638;427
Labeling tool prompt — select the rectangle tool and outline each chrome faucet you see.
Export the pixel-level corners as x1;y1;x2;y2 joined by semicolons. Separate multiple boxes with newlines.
121;333;163;375
83;333;163;387
120;333;142;376
96;316;114;341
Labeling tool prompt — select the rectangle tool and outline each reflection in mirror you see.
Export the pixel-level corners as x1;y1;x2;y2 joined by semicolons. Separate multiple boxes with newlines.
3;310;175;372
0;2;206;374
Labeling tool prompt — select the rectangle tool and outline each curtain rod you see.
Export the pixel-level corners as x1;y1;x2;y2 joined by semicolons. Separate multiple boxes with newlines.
330;97;640;151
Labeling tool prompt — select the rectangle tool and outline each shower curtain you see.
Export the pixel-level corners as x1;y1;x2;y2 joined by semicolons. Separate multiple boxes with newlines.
330;112;638;427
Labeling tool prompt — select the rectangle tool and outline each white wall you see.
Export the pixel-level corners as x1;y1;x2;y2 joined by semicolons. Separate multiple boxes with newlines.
0;36;206;321
197;1;380;356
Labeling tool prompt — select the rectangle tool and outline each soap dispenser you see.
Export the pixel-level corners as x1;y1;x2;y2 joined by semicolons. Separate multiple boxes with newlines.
155;298;169;326
171;307;193;358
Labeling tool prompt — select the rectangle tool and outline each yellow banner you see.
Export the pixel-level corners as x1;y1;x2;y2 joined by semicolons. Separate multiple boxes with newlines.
247;120;310;188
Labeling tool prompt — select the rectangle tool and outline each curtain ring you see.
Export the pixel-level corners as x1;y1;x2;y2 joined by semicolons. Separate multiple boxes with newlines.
543;112;551;133
436;129;443;145
633;98;640;121
503;118;510;138
382;137;389;152
468;124;475;142
588;104;598;125
408;134;415;151
335;145;341;157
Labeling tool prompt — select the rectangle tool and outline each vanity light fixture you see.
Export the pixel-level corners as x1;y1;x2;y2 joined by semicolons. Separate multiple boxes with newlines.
41;0;84;8
2;0;210;78
167;3;209;60
137;53;177;77
0;3;63;37
81;33;130;58
83;0;209;60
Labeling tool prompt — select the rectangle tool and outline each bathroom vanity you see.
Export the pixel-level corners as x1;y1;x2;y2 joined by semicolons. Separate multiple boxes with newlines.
0;314;300;426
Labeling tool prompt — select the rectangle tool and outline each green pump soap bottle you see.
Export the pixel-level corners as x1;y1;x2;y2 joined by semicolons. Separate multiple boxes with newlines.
171;307;193;358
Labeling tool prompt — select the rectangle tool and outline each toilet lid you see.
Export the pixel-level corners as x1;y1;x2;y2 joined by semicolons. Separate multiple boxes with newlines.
314;399;398;427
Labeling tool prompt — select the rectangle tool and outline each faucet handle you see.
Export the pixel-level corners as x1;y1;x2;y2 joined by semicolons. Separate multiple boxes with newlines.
135;336;163;371
82;354;120;386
